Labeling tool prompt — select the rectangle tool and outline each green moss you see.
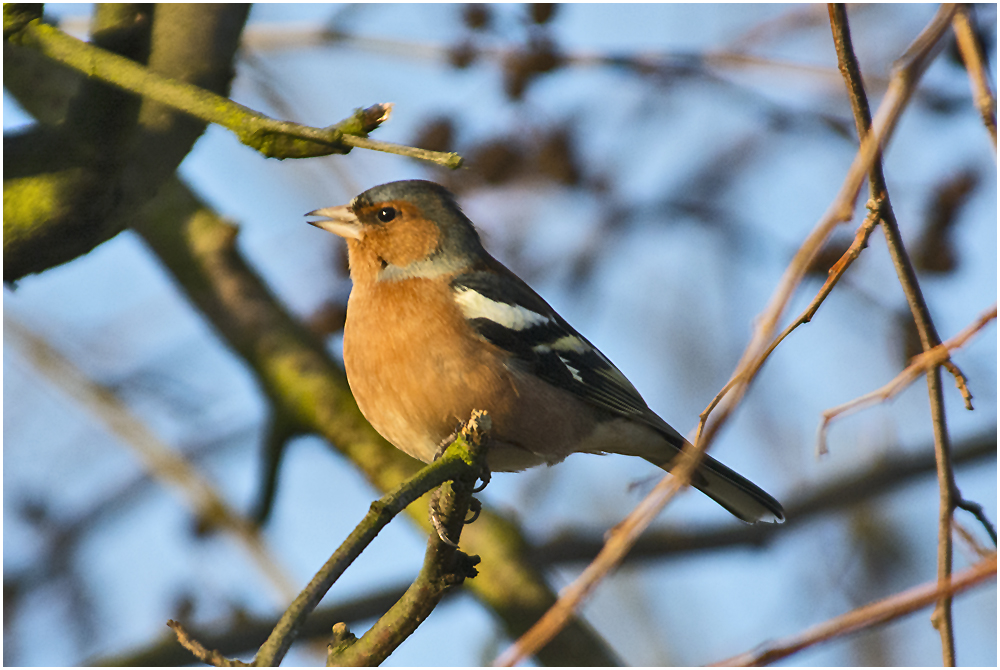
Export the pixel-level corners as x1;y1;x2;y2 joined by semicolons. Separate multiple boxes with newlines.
3;5;43;41
3;172;75;243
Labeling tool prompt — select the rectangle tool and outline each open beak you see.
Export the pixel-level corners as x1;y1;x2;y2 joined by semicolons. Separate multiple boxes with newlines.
306;204;363;240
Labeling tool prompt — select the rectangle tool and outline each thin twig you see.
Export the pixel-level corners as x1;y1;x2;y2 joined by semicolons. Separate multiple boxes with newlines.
494;444;707;666
757;200;883;367
955;498;998;546
942;360;974;411
951;5;998;149
817;303;996;453
696;4;958;454
827;5;965;662
167;620;250;668
712;552;997;667
953;520;994;560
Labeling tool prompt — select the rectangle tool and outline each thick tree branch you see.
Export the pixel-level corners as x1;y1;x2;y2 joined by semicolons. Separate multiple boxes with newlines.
3;6;462;283
4;4;251;281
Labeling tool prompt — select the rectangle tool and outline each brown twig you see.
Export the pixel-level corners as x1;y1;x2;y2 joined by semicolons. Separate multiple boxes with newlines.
942;359;974;411
756;199;883;369
696;4;958;454
712;552;997;667
330;415;490;665
954;519;995;560
818;303;996;453
167;620;250;667
164;418;487;667
827;4;967;662
951;5;998;149
494;443;710;666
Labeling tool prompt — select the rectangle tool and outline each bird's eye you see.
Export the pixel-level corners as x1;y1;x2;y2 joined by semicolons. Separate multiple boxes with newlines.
377;207;397;223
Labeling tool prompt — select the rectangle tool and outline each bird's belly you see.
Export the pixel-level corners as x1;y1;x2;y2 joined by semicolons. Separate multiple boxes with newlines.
342;279;606;471
343;281;521;464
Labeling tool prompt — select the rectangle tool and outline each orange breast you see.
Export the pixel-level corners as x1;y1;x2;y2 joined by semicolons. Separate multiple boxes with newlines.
343;276;517;463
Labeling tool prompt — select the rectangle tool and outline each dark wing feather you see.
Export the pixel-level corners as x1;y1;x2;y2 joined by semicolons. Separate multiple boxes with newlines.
452;264;652;421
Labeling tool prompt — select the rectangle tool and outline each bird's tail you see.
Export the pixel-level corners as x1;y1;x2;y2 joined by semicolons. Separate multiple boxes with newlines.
643;452;785;524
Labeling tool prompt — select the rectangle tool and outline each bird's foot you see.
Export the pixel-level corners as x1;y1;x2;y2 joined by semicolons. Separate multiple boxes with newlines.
428;487;459;547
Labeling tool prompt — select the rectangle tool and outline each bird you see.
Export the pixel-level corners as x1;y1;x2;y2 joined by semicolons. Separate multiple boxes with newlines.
307;180;784;524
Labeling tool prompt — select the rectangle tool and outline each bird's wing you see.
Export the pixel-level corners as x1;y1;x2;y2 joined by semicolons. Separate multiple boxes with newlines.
451;263;653;422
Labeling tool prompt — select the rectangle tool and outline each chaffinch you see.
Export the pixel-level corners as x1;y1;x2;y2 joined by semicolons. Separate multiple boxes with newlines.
307;180;784;524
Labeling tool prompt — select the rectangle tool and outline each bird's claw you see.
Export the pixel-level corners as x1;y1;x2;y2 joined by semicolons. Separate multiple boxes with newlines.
465;497;482;524
472;464;491;493
432;425;463;461
428;487;459;547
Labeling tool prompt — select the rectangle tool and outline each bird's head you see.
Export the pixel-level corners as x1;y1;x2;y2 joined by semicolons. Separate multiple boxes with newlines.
307;180;484;282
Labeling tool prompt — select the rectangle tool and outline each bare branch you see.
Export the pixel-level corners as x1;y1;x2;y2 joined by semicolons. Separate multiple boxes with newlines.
251;414;489;667
329;413;491;665
712;553;997;667
826;5;966;661
756;199;883;369
168;620;250;668
696;3;959;456
951;5;998;149
818;304;996;453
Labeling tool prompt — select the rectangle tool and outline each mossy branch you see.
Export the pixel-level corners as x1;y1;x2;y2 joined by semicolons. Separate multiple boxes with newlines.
327;413;491;666
168;413;491;667
5;16;463;167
